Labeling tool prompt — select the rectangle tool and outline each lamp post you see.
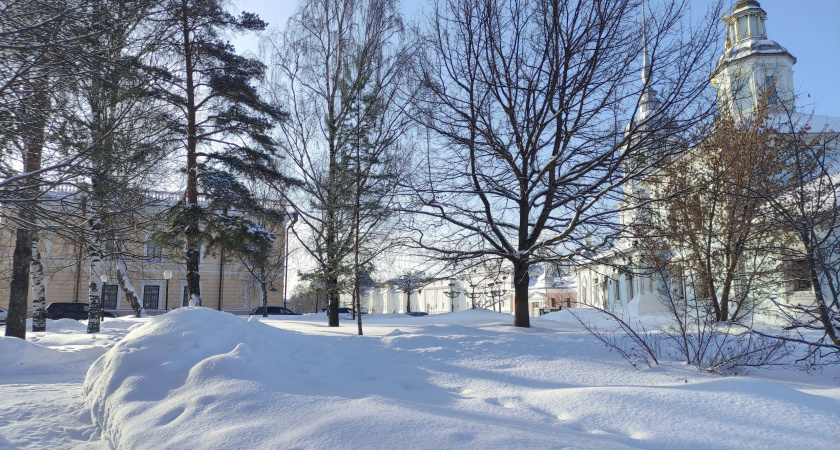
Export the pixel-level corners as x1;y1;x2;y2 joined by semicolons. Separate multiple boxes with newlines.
443;280;462;312
464;279;483;309
99;274;109;318
488;276;508;313
163;270;172;311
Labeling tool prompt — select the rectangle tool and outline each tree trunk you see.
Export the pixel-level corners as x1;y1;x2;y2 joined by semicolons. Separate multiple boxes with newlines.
182;0;201;308
30;231;46;332
217;247;225;311
355;286;363;335
261;281;269;318
354;114;363;336
718;253;741;321
327;277;339;327
6;227;34;339
6;84;48;339
87;198;104;334
116;245;145;317
513;260;530;328
405;292;411;314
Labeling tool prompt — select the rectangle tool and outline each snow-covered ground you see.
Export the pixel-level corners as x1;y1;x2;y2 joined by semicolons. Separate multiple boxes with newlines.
1;308;838;449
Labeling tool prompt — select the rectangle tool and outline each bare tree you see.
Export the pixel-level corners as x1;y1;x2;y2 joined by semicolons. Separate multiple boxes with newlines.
289;281;326;314
650;92;791;322
65;0;178;333
410;0;722;327
1;0;90;338
751;104;840;356
265;0;413;327
389;270;428;314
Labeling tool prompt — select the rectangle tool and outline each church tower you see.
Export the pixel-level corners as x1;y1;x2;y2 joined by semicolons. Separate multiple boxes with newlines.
619;1;663;230
711;0;796;117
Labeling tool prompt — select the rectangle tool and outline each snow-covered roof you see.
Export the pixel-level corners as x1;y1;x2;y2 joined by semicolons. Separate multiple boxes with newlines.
714;38;795;76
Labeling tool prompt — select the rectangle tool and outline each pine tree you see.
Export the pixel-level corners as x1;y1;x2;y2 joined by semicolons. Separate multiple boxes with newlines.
153;0;288;306
199;171;284;316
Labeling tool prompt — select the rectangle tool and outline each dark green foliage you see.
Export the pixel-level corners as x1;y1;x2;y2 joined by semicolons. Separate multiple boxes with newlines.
150;0;292;305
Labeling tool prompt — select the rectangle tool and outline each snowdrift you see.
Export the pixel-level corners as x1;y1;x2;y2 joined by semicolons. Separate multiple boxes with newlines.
0;335;97;371
82;308;840;449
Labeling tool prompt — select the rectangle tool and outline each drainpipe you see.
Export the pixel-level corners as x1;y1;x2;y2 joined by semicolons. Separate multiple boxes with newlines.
217;206;228;311
217;246;224;311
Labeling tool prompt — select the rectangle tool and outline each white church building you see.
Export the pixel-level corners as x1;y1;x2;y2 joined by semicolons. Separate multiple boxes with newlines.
575;0;839;314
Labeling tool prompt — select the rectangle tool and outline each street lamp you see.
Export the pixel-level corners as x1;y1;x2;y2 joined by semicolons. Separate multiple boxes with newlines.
464;279;483;309
163;270;172;311
98;274;109;320
443;280;462;312
488;277;508;313
99;272;109;304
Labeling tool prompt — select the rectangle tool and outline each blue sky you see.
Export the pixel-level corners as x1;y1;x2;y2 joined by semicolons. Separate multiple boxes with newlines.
753;0;840;117
236;0;838;116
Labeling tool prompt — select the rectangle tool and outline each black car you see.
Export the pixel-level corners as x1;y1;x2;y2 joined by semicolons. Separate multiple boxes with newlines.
320;307;366;317
249;306;301;316
405;311;429;317
45;302;117;320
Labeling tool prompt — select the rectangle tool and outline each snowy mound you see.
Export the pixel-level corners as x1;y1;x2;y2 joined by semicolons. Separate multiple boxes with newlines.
84;308;464;449
83;308;840;449
539;307;606;324
49;318;90;330
0;336;96;371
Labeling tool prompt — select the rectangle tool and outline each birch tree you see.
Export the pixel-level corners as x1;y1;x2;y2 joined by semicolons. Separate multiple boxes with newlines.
55;0;175;332
266;0;412;327
0;0;76;338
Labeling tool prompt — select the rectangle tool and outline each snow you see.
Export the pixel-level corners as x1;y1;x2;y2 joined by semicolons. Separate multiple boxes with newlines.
1;309;839;449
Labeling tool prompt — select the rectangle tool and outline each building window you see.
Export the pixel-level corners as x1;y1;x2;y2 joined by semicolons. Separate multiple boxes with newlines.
736;16;748;40
732;73;753;115
143;285;160;309
748;15;759;38
787;260;813;292
146;240;164;261
764;74;779;104
102;284;119;309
